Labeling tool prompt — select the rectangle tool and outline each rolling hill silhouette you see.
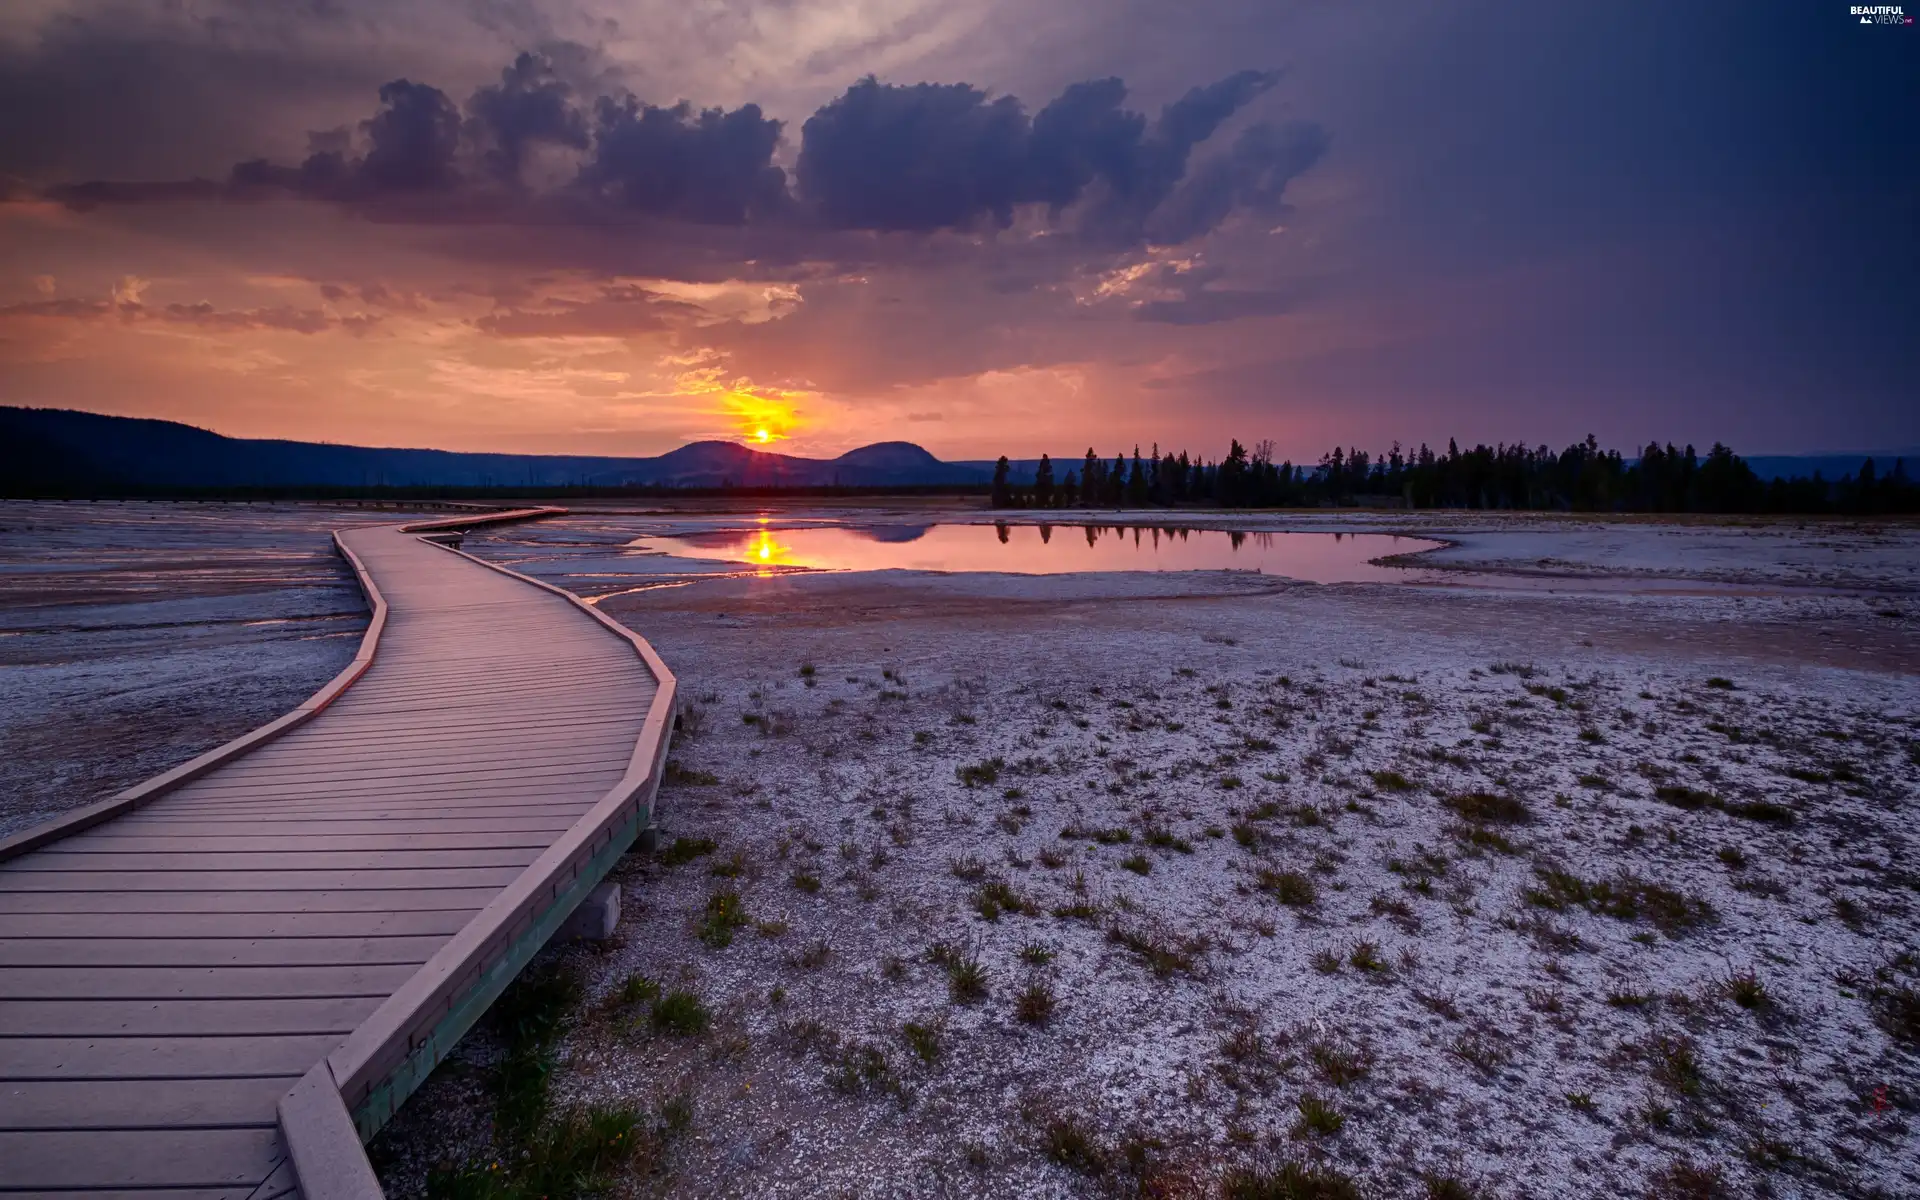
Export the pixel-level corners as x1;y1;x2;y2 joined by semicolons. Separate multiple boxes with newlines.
0;408;995;491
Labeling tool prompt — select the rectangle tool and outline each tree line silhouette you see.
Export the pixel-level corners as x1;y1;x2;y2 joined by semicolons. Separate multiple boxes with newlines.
988;437;1919;514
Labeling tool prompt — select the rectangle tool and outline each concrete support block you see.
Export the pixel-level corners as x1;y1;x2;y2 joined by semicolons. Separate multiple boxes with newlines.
560;881;621;941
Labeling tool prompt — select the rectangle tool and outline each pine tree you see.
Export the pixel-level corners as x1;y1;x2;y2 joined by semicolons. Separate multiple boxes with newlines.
1034;454;1055;508
990;456;1011;509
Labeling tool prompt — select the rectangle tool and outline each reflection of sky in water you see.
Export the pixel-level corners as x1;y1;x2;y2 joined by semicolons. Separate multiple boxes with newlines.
631;523;1440;583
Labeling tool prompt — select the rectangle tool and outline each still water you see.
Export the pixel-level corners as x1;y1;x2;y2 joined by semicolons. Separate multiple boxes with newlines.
634;523;1441;584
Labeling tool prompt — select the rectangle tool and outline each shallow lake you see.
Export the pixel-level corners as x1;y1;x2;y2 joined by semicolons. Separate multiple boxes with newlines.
631;523;1441;583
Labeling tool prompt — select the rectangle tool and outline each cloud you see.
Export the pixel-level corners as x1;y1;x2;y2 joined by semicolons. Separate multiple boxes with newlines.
1146;120;1328;244
1133;285;1301;325
473;283;702;338
468;53;592;185
795;78;1031;230
578;96;788;224
30;55;1321;250
792;70;1314;242
0;293;379;335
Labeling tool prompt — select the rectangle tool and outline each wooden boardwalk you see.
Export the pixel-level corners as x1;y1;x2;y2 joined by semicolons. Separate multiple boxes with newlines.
0;510;675;1198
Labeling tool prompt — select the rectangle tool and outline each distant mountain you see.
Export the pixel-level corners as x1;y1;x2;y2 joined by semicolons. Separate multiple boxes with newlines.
0;407;995;492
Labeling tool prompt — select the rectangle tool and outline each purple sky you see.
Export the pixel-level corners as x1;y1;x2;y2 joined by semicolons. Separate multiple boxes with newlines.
1;0;1914;460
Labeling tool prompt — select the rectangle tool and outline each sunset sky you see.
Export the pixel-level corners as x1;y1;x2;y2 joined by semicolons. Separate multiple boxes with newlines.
1;1;1914;461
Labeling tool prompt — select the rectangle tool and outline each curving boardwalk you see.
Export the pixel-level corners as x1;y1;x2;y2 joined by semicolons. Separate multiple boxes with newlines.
0;510;675;1198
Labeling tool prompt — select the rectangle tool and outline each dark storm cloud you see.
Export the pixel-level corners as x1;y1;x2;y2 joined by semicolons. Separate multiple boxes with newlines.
22;52;1323;245
1146;121;1329;244
793;70;1321;241
469;53;592;184
577;97;789;224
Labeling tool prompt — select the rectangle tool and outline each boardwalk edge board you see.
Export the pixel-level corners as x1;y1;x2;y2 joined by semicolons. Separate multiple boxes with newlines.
285;512;676;1198
1;505;677;1200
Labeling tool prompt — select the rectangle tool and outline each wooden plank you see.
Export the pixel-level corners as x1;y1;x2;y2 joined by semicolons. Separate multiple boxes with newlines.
0;1127;284;1188
248;723;637;755
144;802;601;821
0;934;447;968
152;774;621;804
0;963;417;999
45;831;557;853
163;768;630;803
81;818;578;837
172;748;634;787
3;1182;263;1190
0;1034;338;1080
187;738;638;772
0;888;498;915
0;910;466;940
0;867;525;892
0;1075;292;1129
17;848;543;871
0;996;380;1036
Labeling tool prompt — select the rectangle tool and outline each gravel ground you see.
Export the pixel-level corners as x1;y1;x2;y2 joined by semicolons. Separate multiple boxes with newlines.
369;515;1919;1200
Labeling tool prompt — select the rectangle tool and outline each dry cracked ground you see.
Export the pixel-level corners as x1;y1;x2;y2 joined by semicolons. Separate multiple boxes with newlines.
369;554;1920;1200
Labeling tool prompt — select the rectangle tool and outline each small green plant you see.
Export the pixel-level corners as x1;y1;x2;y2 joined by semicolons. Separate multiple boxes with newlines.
1256;868;1317;907
1108;921;1205;978
651;989;711;1036
956;757;1006;788
974;880;1034;920
1120;853;1152;875
611;973;661;1008
1348;939;1387;973
1036;1110;1107;1175
660;835;717;865
1654;785;1717;810
1309;1041;1372;1086
1312;949;1342;975
1421;1174;1482;1200
1724;966;1768;1009
697;890;750;948
661;762;720;787
1293;1093;1344;1137
1018;941;1055;966
1444;791;1529;824
1705;677;1735;689
790;867;822;893
1370;769;1414;792
1015;980;1057;1025
941;942;989;1003
903;1020;943;1065
1223;1162;1362;1200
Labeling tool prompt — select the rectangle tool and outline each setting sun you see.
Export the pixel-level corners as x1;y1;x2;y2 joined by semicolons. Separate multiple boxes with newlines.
713;387;801;446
